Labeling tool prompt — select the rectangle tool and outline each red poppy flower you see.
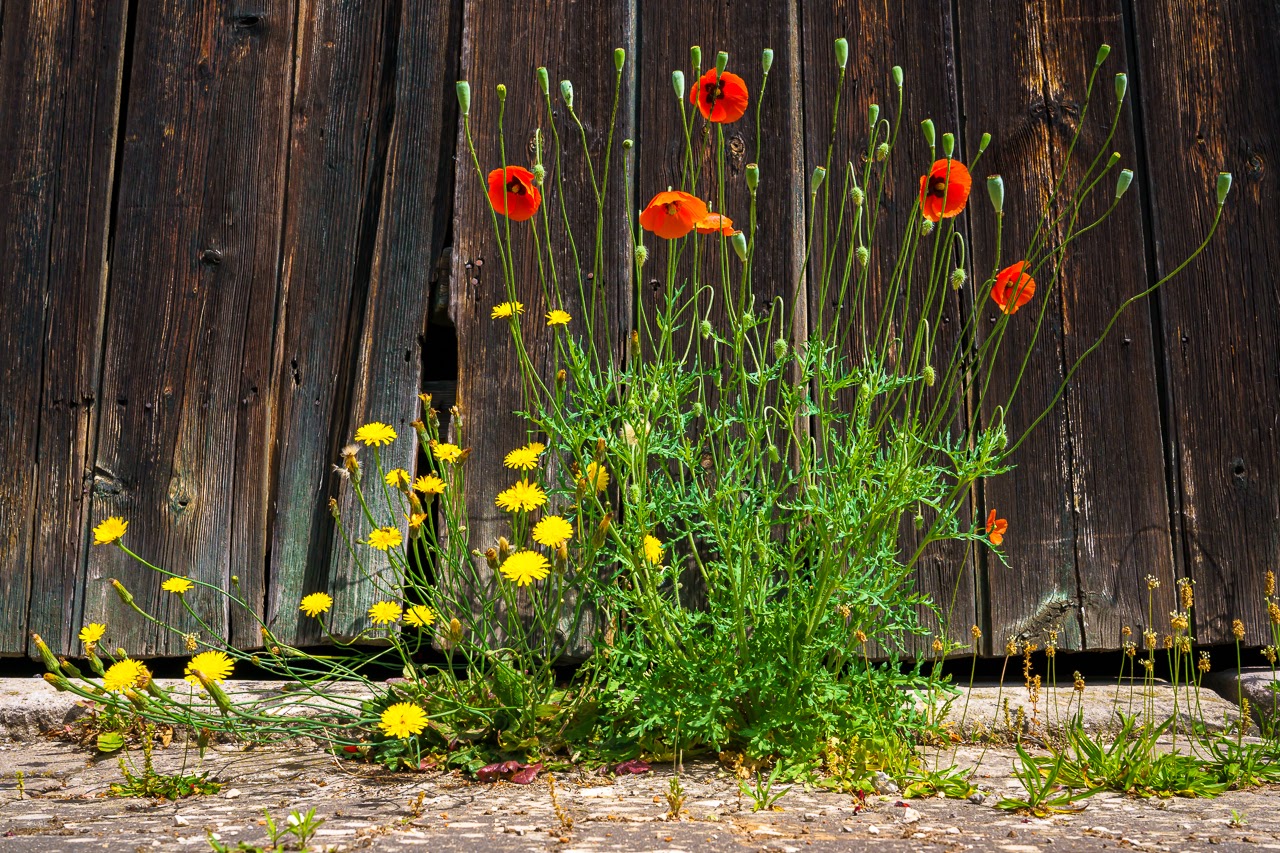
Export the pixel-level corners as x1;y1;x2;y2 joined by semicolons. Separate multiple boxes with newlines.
918;159;972;222
639;190;709;240
986;509;1008;546
487;166;541;222
990;261;1036;315
690;69;750;123
695;212;737;235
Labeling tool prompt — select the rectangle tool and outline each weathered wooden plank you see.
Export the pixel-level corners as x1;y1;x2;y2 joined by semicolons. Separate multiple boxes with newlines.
0;1;124;654
0;1;129;656
315;0;463;642
957;0;1175;652
447;0;636;616
1131;0;1280;645
83;0;293;655
801;0;977;656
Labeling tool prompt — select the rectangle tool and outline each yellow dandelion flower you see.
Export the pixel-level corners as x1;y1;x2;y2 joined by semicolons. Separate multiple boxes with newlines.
491;301;524;320
299;592;333;618
499;550;550;587
404;605;436;628
367;527;403;551
583;461;609;492
527;441;546;454
504;444;543;471
643;535;664;566
384;468;410;487
432;442;463;463
162;577;195;595
184;650;234;685
413;474;446;495
379;702;428;739
368;601;403;625
354;422;397;447
79;623;106;646
102;659;150;692
546;309;571;326
532;515;574;549
495;480;548;513
93;517;128;545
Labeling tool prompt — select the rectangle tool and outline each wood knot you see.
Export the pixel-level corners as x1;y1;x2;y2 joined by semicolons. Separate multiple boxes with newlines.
199;248;223;266
231;13;263;30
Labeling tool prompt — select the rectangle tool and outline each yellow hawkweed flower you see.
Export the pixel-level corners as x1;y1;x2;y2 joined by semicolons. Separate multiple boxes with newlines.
495;480;548;513
582;462;609;492
404;605;436;628
546;309;572;326
103;659;150;692
368;601;403;625
354;422;397;447
532;515;574;549
431;442;464;463
504;444;543;471
408;512;427;529
78;623;106;646
367;527;403;551
299;592;333;618
643;535;663;566
499;550;551;587
379;702;428;739
162;577;195;595
413;474;446;495
384;468;411;487
490;301;524;319
184;650;234;685
93;517;128;545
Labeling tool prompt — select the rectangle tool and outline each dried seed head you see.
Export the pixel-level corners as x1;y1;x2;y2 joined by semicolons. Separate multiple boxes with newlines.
1122;625;1132;637
854;629;867;645
1177;577;1194;611
1265;646;1278;665
1005;637;1018;656
1177;635;1192;654
1170;611;1190;633
1267;570;1276;598
932;638;944;654
1073;671;1085;692
1141;658;1154;672
1233;619;1247;640
1144;630;1157;650
1163;634;1173;650
1269;601;1280;626
1124;642;1136;657
1199;651;1212;672
971;625;982;641
1145;574;1160;591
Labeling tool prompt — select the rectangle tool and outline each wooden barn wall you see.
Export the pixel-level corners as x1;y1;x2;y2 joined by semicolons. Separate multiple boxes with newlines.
0;0;1273;658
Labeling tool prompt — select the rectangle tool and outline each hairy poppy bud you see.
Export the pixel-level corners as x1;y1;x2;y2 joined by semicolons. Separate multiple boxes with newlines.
920;218;935;236
730;231;748;262
834;38;848;70
920;119;935;149
922;365;936;387
950;268;967;290
874;142;889;162
1095;43;1111;67
536;67;549;95
716;51;729;74
671;69;685;100
867;103;879;127
1114;72;1128;102
614;48;625;72
761;48;774;75
773;338;788;361
942;132;955;158
745;162;759;192
690;401;703;417
495;83;506;102
700;319;713;340
892;65;903;88
1115;168;1134;200
810;166;827;193
690;45;702;71
1217;172;1233;206
767;445;781;463
856;245;870;268
455;81;471;117
851;185;864;207
987;174;1005;214
635;244;649;267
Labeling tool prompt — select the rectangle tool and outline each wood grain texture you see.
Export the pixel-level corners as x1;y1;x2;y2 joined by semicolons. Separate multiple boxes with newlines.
84;0;292;654
0;1;127;654
1130;0;1280;644
447;0;636;632
801;0;977;656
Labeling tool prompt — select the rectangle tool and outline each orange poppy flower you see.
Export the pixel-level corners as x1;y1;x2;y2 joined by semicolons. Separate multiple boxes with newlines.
990;261;1036;315
690;69;749;123
986;509;1008;546
918;159;972;222
639;190;709;240
487;166;541;222
695;212;737;235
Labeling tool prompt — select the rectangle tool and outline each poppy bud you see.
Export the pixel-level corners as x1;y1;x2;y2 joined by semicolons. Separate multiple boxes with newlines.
455;81;471;117
1106;151;1121;169
1216;171;1233;206
691;401;703;417
942;132;955;158
716;51;729;75
1115;168;1134;200
920;119;935;150
496;83;506;102
767;445;780;463
773;338;788;361
672;70;685;100
874;142;889;162
690;46;702;71
987;175;1004;214
532;163;546;184
1095;43;1111;67
730;231;748;262
560;79;574;108
920;218;935;236
978;132;991;154
810;166;826;194
867;103;879;127
1114;72;1128;102
536;67;549;95
892;65;903;88
614;48;626;72
761;48;774;75
745;162;759;192
851;185;864;207
635;244;649;267
623;138;632;149
922;365;936;387
834;38;848;70
950;268;967;290
856;246;870;267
